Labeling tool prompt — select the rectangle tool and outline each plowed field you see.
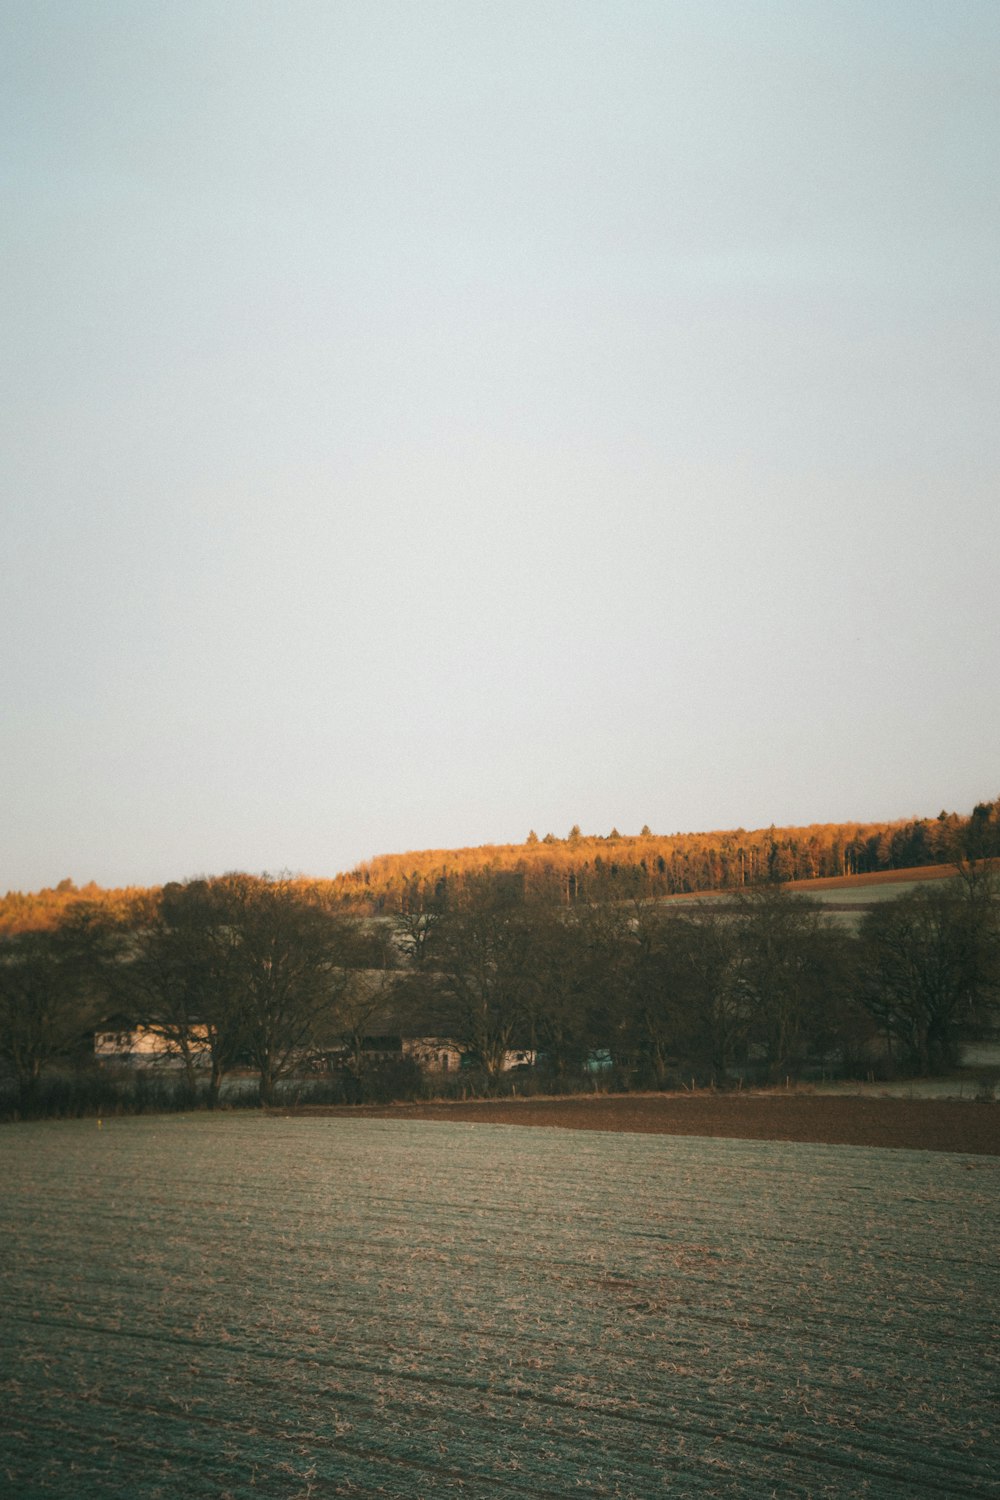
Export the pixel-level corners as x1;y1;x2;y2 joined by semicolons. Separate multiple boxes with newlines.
287;1092;1000;1155
2;1115;997;1498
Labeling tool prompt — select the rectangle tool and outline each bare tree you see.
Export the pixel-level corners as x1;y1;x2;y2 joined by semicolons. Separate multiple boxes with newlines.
103;876;369;1106
331;969;398;1077
860;872;999;1074
205;875;358;1106
731;887;839;1083
0;922;99;1111
101;882;248;1106
394;907;442;968
520;907;603;1077
431;876;534;1082
659;904;744;1084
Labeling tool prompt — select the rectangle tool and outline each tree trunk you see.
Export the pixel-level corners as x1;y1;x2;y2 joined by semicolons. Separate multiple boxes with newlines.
18;1063;42;1117
179;1050;198;1105
258;1065;275;1108
207;1060;223;1109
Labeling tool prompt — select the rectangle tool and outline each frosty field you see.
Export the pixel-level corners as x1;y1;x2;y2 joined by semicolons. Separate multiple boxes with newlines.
1;1116;996;1498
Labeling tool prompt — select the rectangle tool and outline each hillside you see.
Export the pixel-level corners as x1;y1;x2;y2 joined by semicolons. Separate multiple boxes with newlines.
2;797;997;931
331;798;1000;911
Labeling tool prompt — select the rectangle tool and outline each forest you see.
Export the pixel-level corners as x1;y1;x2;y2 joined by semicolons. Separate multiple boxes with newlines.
2;853;998;1120
3;798;999;937
333;797;1000;911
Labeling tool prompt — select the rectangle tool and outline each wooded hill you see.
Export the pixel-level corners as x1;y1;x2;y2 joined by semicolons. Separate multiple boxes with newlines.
332;798;1000;912
4;797;997;933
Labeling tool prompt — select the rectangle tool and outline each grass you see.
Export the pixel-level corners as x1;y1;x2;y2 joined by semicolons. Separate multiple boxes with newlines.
1;1115;997;1497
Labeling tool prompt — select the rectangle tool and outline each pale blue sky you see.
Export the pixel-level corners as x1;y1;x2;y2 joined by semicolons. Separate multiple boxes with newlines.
3;1;998;890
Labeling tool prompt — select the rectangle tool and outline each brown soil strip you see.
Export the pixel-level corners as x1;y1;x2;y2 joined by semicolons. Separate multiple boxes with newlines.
787;862;959;890
276;1093;1000;1155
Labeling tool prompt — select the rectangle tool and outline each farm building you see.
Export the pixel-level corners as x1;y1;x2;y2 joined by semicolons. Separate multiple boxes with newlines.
93;1024;211;1067
92;1025;533;1075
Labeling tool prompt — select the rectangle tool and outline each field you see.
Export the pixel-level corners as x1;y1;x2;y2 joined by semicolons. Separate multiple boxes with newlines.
2;1115;997;1498
302;1091;1000;1154
787;864;962;894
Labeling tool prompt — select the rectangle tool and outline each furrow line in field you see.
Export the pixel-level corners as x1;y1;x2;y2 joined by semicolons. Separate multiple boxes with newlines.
6;1275;993;1401
4;1120;997;1498
6;1315;995;1496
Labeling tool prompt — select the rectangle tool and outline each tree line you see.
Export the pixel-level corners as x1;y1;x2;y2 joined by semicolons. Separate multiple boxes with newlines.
2;865;998;1118
332;797;1000;912
4;798;998;938
404;867;998;1086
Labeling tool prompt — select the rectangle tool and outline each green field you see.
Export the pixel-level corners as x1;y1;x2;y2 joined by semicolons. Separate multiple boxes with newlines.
2;1116;997;1498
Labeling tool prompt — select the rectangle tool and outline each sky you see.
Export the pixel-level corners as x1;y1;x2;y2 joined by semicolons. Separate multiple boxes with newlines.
2;0;998;892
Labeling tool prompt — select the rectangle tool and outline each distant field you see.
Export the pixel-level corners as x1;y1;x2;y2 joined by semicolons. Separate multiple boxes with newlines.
653;866;966;936
787;863;960;892
301;1092;1000;1152
2;1116;997;1498
793;866;962;922
662;864;960;918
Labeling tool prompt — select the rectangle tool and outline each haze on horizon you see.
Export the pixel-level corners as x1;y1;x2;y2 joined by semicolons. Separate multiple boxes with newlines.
2;1;998;893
